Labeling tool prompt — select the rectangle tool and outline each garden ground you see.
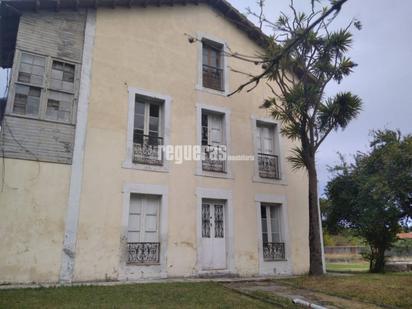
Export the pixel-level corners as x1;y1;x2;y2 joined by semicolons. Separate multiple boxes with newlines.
1;272;411;308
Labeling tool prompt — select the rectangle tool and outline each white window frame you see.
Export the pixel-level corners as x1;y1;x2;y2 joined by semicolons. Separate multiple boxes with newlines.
255;194;292;275
196;33;229;96
123;87;172;173
251;115;287;185
120;183;169;280
6;49;80;125
196;103;232;179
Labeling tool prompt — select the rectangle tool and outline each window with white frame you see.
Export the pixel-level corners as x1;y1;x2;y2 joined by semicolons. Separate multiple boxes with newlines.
127;194;161;264
132;94;163;165
256;122;280;179
202;39;224;91
11;51;77;123
260;204;285;261
201;110;226;173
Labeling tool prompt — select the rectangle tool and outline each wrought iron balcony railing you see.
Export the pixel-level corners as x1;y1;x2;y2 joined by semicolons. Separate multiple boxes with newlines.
263;242;285;261
127;242;160;264
202;144;226;173
202;64;224;91
133;132;163;165
258;153;280;179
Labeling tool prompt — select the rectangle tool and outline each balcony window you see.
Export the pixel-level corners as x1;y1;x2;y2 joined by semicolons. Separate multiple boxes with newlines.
202;40;224;91
261;204;285;261
127;194;161;264
132;95;163;165
201;111;226;173
257;123;280;179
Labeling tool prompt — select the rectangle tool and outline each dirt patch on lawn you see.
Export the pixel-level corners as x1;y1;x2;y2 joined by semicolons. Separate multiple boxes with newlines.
224;280;383;309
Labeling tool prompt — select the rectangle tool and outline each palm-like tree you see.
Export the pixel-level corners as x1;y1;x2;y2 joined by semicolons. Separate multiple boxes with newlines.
261;5;362;275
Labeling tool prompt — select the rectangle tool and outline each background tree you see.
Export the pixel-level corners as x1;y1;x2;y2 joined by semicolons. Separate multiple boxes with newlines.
325;130;412;272
253;1;362;275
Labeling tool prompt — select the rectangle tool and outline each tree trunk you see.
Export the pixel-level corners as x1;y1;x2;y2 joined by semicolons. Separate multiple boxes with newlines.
308;156;324;275
370;246;386;273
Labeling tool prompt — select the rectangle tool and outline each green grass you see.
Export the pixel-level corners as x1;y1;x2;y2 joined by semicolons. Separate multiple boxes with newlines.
0;282;287;309
278;272;412;308
326;262;369;273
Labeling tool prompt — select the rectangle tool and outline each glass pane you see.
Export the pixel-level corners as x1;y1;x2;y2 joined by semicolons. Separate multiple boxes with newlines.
32;65;44;76
149;116;159;132
214;204;224;238
18;72;31;83
26;97;40;115
261;205;268;243
46;91;73;121
31;75;43;85
15;84;30;95
210;50;217;67
149;104;159;117
134;114;144;130
51;69;63;80
52;61;64;71
133;129;144;144
33;55;45;66
270;207;281;242
202;204;211;238
202;46;208;65
20;63;32;74
63;71;74;83
28;87;41;97
135;101;145;115
13;94;27;114
21;53;34;64
262;232;268;244
46;99;59;119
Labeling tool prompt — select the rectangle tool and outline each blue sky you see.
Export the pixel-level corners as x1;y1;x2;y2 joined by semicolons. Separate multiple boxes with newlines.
1;0;411;194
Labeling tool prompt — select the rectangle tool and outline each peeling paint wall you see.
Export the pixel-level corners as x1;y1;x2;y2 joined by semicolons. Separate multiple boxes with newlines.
1;11;86;164
0;159;70;283
73;4;309;281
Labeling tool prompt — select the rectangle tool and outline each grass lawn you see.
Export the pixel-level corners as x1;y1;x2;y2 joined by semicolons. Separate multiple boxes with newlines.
326;262;369;273
278;272;412;308
0;282;294;309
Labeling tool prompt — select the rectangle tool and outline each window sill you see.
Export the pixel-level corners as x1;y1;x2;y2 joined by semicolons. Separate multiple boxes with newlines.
126;262;161;266
195;170;233;179
252;174;287;186
263;259;288;263
195;84;228;97
122;160;169;173
5;113;76;126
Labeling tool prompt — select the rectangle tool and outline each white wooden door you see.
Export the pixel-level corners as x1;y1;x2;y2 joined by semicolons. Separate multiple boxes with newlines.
201;201;226;270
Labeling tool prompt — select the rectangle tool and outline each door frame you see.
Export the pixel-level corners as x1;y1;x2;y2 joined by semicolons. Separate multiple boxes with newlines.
120;183;169;280
255;194;292;275
195;187;234;275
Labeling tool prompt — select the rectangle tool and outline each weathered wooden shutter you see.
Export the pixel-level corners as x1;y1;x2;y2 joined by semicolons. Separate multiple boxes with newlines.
141;196;159;243
128;195;159;243
208;114;223;145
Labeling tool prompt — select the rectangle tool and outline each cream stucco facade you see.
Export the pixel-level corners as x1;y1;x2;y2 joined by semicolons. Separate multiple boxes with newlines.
0;2;309;284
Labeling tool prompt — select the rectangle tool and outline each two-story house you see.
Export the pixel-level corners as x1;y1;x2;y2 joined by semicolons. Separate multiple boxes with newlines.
0;0;309;284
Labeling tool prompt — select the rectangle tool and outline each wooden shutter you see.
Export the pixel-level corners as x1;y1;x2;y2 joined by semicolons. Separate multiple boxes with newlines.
208;114;223;145
128;195;143;242
270;206;281;242
128;195;159;243
141;196;159;242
